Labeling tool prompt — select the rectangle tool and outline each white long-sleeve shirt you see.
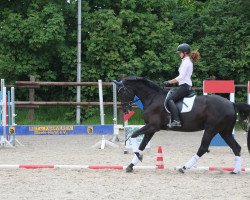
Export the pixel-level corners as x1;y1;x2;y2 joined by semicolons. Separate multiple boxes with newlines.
175;56;193;86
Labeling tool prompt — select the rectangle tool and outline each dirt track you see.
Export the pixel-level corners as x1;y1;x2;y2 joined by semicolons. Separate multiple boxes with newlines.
0;130;249;200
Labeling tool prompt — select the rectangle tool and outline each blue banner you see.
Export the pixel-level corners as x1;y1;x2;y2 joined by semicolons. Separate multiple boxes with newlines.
0;125;114;136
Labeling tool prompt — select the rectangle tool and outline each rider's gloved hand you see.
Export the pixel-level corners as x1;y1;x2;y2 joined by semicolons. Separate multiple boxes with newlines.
163;81;170;86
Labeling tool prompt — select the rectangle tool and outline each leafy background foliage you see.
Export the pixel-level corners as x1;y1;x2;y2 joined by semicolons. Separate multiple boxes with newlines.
0;0;249;119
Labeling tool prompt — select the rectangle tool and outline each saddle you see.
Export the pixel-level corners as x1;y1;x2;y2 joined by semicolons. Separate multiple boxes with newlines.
164;88;196;113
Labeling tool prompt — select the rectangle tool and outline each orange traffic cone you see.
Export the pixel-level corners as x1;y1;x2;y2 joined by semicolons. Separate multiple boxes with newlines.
156;146;164;169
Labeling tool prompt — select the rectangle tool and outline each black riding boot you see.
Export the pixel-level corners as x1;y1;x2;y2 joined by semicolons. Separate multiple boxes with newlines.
167;100;182;127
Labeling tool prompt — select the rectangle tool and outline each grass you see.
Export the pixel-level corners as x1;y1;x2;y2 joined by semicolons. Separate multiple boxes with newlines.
15;106;145;125
16;106;75;125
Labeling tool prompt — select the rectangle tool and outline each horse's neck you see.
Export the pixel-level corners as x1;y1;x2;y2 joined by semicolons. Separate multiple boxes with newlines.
133;86;159;107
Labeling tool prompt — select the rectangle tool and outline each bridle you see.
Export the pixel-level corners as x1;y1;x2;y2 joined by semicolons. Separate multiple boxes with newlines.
117;82;142;142
117;83;141;113
117;83;134;112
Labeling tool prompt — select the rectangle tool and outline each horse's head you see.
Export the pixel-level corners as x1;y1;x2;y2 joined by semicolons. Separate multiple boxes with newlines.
113;80;135;114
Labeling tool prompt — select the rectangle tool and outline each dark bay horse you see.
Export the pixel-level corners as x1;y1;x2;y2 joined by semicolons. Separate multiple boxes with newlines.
113;77;250;174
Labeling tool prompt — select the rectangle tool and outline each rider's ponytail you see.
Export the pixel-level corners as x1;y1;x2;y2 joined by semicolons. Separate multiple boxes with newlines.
189;50;200;63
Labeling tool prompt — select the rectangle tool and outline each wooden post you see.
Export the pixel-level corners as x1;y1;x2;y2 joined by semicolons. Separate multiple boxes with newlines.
28;76;35;120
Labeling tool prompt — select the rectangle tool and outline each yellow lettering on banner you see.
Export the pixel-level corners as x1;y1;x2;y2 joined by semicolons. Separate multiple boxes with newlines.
34;130;68;135
30;125;74;135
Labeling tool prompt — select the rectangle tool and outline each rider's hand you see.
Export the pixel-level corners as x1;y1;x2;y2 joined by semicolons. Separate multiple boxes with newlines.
163;81;170;86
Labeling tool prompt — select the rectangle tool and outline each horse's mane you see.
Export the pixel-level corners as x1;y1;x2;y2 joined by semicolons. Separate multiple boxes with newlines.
123;77;164;92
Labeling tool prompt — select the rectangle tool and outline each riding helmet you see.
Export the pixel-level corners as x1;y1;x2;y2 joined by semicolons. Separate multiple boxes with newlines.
177;43;191;53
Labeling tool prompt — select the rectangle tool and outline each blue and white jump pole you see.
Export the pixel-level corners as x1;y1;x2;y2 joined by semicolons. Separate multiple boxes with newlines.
0;79;19;147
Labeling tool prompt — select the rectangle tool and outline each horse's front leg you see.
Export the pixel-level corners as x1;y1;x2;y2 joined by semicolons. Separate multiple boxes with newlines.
126;124;157;173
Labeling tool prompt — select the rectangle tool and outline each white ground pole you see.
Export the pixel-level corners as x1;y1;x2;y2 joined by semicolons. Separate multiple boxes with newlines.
92;80;119;149
0;164;249;172
0;164;159;170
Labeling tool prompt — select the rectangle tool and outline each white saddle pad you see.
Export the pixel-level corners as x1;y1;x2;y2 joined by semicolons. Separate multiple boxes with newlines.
181;95;196;113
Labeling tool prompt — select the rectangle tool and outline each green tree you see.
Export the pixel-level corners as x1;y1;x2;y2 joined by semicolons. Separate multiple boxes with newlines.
83;0;179;83
0;1;66;82
170;0;249;86
0;0;249;117
199;0;249;83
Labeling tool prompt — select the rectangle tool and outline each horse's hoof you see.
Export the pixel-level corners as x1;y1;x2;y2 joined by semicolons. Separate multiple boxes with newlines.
230;171;239;175
178;168;185;173
139;154;143;162
126;166;133;173
126;163;134;173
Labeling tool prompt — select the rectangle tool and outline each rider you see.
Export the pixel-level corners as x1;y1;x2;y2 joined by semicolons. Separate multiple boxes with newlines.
164;43;200;128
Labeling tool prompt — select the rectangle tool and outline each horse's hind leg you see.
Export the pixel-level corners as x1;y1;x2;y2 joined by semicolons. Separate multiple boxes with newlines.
219;132;242;174
179;129;215;173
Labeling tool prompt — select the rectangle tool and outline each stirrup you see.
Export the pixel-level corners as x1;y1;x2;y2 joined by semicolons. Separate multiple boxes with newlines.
168;120;182;128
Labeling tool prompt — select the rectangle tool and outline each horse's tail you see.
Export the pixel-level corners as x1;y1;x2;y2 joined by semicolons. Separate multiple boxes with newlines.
234;103;250;153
